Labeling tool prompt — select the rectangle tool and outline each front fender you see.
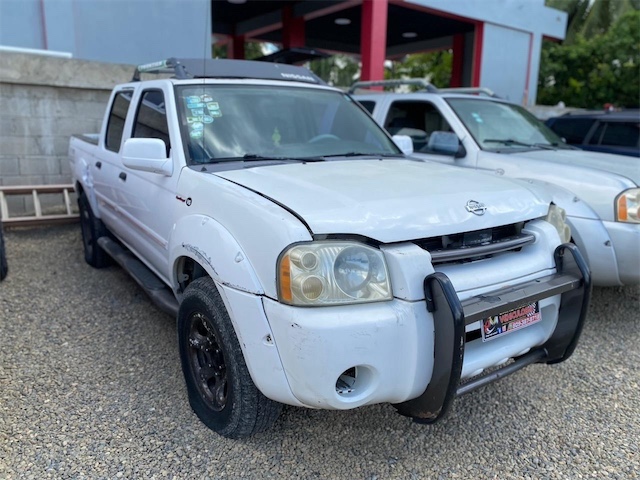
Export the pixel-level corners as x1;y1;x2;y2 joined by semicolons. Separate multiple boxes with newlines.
169;214;263;294
512;178;620;286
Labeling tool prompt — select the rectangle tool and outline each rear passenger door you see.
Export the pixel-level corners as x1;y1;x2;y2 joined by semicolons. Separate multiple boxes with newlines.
94;89;134;233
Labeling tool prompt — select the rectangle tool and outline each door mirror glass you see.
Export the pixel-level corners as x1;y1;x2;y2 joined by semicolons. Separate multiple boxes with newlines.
427;131;466;158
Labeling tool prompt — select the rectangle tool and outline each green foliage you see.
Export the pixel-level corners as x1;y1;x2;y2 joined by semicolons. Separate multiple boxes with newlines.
308;55;360;87
537;10;640;108
385;51;453;90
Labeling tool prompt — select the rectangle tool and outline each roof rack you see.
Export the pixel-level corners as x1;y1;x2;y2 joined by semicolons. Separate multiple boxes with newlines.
255;47;330;65
348;79;438;94
131;57;325;85
439;87;499;98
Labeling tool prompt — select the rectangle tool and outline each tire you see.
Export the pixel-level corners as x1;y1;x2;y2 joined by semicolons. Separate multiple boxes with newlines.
78;191;111;268
177;277;282;438
0;222;7;281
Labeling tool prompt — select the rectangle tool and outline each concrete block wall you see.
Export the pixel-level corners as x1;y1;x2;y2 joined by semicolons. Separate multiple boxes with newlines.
0;51;133;216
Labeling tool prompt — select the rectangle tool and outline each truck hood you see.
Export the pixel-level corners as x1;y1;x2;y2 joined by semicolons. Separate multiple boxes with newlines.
214;160;550;243
511;149;639;185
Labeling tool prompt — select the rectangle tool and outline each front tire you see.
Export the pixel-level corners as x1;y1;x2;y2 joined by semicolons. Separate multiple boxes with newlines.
177;277;282;438
78;191;111;268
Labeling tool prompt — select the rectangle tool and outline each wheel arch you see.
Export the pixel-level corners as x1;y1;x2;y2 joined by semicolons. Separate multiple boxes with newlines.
169;214;264;296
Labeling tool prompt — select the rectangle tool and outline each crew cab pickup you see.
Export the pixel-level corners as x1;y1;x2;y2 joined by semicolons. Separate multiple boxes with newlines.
69;59;590;438
353;81;640;287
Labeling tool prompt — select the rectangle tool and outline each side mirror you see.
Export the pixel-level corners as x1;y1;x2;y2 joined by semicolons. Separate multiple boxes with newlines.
122;138;173;176
427;131;466;158
392;135;414;155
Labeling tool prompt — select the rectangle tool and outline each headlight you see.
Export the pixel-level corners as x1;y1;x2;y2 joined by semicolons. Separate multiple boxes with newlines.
616;188;640;223
278;242;392;306
544;204;571;243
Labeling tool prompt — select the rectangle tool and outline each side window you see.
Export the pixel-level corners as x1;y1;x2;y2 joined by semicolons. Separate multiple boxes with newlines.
132;90;171;156
358;100;376;114
105;91;132;152
384;101;451;151
600;122;640;147
588;123;606;145
549;118;595;144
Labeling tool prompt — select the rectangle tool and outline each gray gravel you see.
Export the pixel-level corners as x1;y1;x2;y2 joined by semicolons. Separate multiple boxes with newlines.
1;224;639;479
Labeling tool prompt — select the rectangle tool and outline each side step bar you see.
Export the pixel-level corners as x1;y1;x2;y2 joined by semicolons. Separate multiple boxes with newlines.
97;237;179;318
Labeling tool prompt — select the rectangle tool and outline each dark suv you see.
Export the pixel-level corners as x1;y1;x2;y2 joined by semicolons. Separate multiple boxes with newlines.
545;110;639;157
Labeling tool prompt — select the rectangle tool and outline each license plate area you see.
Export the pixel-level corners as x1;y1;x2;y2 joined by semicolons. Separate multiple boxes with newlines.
481;301;541;342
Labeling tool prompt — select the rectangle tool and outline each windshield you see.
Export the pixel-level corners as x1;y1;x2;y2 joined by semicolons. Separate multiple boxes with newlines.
175;85;401;164
446;98;571;151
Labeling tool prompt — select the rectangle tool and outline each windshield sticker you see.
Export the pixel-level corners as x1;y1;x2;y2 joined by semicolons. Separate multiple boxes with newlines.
201;94;213;103
191;122;204;131
189;130;203;139
206;102;222;117
190;108;204;116
187;116;201;124
203;115;214;124
186;95;201;105
471;112;483;123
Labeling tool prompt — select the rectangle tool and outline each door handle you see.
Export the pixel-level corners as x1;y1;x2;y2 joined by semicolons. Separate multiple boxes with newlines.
95;161;102;169
119;172;127;181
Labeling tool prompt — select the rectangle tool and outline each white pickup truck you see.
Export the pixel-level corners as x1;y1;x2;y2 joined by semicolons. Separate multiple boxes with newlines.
69;58;590;438
353;80;640;286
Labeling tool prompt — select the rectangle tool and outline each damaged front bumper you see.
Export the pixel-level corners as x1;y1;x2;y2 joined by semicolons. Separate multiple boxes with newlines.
394;243;591;423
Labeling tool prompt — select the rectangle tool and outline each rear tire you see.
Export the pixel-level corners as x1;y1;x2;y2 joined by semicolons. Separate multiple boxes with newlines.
177;277;282;438
78;191;111;268
0;222;8;281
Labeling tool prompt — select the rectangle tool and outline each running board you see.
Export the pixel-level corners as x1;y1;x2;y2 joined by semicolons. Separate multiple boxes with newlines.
97;237;179;318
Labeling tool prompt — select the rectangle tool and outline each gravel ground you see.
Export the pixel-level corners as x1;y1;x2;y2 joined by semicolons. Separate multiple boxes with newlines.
1;224;638;479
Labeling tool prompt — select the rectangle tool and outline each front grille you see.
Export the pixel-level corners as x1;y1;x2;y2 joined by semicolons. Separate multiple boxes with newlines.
415;222;533;264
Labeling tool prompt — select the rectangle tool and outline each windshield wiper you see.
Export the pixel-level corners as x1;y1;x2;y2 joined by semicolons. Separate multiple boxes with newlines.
206;154;325;163
484;139;555;150
322;152;404;158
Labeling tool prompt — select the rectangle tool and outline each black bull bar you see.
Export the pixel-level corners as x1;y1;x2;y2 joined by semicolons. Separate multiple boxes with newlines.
394;243;591;423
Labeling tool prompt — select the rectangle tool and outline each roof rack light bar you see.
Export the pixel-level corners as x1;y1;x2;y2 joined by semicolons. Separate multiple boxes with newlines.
348;78;438;94
132;57;190;81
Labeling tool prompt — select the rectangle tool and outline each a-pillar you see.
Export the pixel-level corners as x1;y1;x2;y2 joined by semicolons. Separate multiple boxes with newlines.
226;35;245;59
282;5;305;49
360;0;388;81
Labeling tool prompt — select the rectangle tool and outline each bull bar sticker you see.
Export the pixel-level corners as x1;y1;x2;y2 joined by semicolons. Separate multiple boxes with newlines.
481;302;541;342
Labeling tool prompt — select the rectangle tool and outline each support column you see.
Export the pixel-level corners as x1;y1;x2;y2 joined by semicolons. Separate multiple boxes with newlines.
471;23;484;87
282;5;305;49
450;34;465;88
227;34;245;59
360;0;388;82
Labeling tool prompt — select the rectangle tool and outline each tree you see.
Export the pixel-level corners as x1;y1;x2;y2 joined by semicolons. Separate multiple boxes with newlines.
385;50;453;90
537;10;640;108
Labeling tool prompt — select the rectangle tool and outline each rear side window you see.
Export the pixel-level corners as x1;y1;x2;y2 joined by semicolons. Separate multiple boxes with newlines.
548;118;595;144
132;89;171;155
358;100;376;114
105;91;132;152
600;122;640;147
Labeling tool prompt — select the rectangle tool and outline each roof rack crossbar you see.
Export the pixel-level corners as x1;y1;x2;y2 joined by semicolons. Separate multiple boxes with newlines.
348;79;438;94
439;87;498;98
